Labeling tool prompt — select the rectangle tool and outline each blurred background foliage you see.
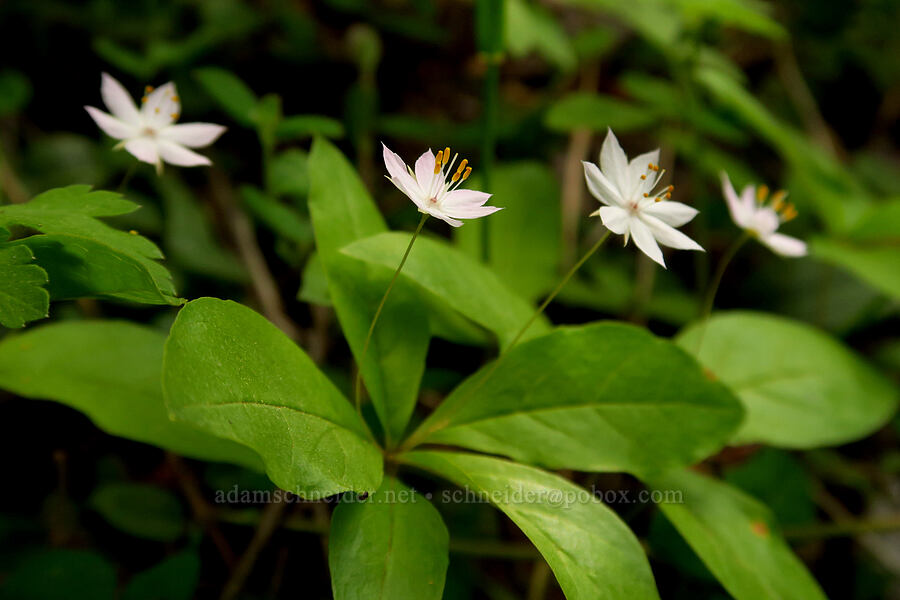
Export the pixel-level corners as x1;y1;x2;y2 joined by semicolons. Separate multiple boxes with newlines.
0;0;898;598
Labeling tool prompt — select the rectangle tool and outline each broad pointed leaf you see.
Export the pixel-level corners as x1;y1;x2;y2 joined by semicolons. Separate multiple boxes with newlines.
0;320;261;468
329;476;449;600
677;311;898;448
650;469;826;600
163;298;383;497
412;322;742;477
308;138;428;443
404;451;660;600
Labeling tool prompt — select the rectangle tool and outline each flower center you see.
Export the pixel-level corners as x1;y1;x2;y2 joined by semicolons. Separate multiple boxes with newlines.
141;127;157;137
756;185;798;223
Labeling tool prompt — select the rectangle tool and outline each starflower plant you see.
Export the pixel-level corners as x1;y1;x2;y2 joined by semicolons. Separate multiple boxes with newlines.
85;73;226;175
583;129;704;268
721;173;807;257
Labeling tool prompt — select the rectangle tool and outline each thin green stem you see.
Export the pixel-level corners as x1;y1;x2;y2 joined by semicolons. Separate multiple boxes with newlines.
117;162;137;194
354;213;429;437
693;232;749;353
397;231;610;453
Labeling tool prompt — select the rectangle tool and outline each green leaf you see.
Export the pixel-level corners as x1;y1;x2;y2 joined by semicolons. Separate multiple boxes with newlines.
545;93;657;133
329;476;449;600
505;0;577;70
163;298;383;497
89;483;185;541
650;469;826;600
673;0;785;38
0;69;32;116
0;245;48;328
0;185;180;304
455;162;562;301
298;253;331;306
242;185;313;244
812;237;900;301
277;115;345;140
0;320;262;468
10;234;176;305
193;67;258;126
412;322;742;477
723;449;816;528
122;551;199;600
159;177;247;283
0;549;116;600
342;232;549;350
404;451;661;600
677;311;898;448
265;149;310;199
308;138;428;443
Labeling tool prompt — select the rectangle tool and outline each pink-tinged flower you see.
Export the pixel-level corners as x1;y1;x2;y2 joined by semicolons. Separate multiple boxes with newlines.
583;129;703;268
721;173;806;257
85;73;226;175
382;143;502;227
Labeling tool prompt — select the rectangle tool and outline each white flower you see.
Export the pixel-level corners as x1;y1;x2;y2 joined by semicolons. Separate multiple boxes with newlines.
85;73;226;175
382;143;502;227
583;129;703;268
720;173;806;257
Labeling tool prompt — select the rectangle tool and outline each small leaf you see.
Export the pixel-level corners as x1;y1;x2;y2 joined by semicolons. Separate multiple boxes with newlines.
122;551;199;600
298;253;331;306
277;115;345;140
329;477;449;600
90;483;184;542
0;549;116;600
242;185;313;244
0;245;48;328
342;232;549;350
193;67;258;126
650;469;826;600
677;311;898;448
0;320;262;468
413;322;742;477
163;298;383;497
812;237;900;301
505;0;577;70
0;185;179;304
545;93;657;133
265;149;310;199
404;451;661;600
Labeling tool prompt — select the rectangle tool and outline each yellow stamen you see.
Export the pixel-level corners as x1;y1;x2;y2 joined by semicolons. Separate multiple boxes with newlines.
145;85;154;94
141;96;148;103
155;108;160;113
434;150;443;174
643;193;649;198
171;96;179;102
665;192;672;199
461;166;472;181
129;230;139;235
667;185;674;192
782;203;798;222
756;185;769;204
170;113;179;119
442;147;450;165
640;174;647;180
771;190;787;212
452;158;468;182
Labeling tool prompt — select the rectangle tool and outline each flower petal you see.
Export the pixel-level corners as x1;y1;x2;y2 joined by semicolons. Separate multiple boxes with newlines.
85;106;138;140
157;140;211;167
641;214;704;251
642;201;699;227
141;82;180;129
629;218;666;268
583;161;625;207
596;205;630;235
720;172;751;229
423;206;463;227
414;149;437;197
123;138;160;166
161;123;226;148
100;73;140;125
382;143;422;203
627;148;659;194
600;128;629;193
761;233;807;257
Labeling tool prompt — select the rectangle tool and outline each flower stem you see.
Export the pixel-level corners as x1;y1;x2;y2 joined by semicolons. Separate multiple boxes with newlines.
117;162;137;193
397;230;610;453
354;213;429;427
693;232;749;352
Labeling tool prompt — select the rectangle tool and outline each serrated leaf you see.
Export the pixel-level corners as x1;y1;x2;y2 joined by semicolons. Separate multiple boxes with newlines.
90;483;184;541
342;232;549;350
308;138;429;443
163;298;383;497
0;245;48;328
329;476;449;600
411;322;742;477
0;320;262;468
404;451;661;600
677;311;898;448
650;469;826;600
0;185;180;304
